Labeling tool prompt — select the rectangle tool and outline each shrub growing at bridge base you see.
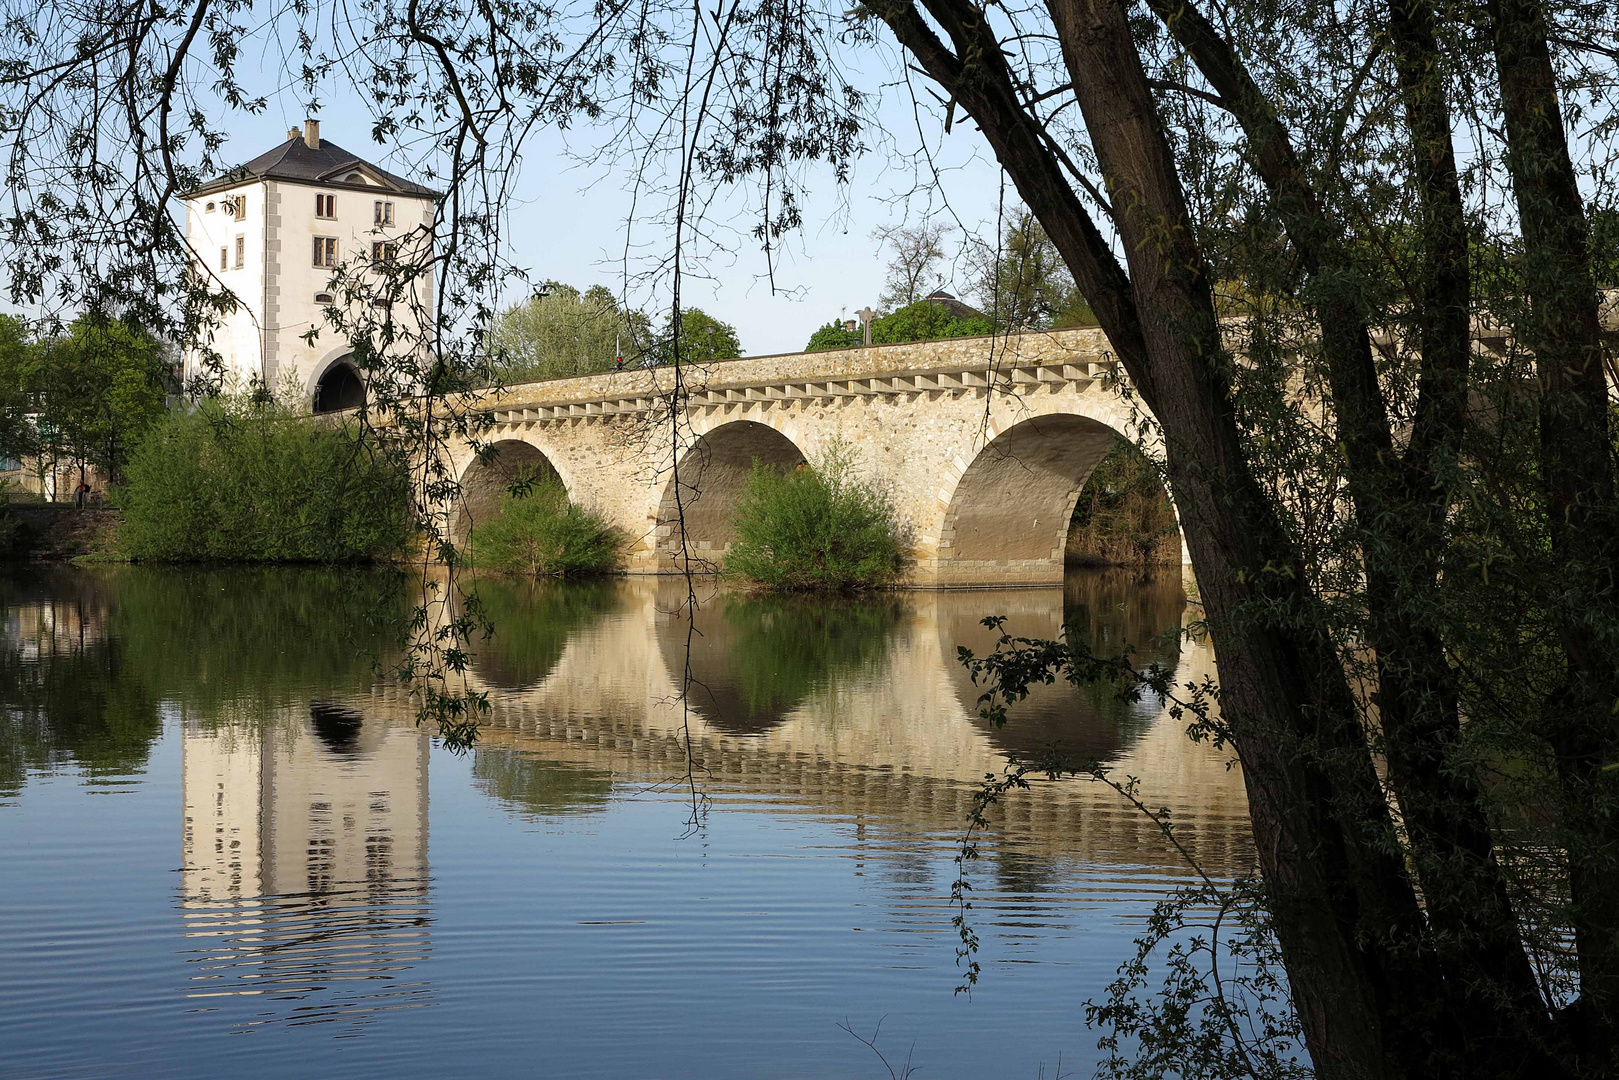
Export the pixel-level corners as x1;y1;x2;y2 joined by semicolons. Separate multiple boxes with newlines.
467;477;622;577
118;400;413;563
723;442;905;591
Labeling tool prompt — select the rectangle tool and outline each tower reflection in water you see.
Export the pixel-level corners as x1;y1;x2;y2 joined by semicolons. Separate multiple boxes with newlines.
178;702;432;1030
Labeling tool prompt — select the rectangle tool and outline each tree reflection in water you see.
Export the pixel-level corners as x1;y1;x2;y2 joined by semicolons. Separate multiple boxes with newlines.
2;565;416;796
1;566;435;1035
658;589;905;735
0;565;1253;1070
466;576;621;691
472;746;614;817
0;570;162;796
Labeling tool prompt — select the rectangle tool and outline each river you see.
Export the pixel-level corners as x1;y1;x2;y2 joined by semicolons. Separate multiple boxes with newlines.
0;566;1250;1079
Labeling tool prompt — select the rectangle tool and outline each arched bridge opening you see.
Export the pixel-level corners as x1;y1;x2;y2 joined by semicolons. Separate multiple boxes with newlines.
936;413;1178;586
313;357;365;414
453;439;566;548
656;421;806;570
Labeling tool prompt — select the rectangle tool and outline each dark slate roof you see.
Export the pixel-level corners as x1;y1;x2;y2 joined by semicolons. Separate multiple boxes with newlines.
923;290;987;322
189;136;442;199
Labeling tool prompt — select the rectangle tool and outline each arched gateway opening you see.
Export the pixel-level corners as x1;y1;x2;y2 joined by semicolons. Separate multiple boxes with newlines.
313;359;365;413
936;413;1179;586
656;421;806;569
452;440;566;546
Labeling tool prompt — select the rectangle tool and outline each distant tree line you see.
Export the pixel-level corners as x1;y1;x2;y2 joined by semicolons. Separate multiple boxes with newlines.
0;314;174;492
486;282;742;383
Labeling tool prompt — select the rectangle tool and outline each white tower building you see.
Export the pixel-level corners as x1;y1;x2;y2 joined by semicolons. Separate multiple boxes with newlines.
183;120;441;410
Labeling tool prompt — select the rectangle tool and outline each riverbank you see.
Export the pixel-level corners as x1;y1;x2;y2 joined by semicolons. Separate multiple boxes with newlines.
5;504;124;561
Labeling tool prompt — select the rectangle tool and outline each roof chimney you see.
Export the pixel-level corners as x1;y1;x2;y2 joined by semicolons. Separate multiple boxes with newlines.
303;119;320;150
287;126;300;142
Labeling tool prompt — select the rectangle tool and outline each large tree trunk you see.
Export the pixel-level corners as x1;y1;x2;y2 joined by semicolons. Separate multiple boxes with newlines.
875;0;1455;1074
1143;2;1560;1066
1489;0;1619;1061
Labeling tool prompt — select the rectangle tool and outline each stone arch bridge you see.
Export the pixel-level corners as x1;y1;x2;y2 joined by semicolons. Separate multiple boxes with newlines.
450;327;1171;587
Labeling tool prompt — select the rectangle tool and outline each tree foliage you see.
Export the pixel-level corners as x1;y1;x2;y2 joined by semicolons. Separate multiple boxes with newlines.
804;318;865;351
870;298;992;343
0;315;171;484
487;282;652;383
10;0;1619;1071
968;208;1095;331
875;221;951;308
119;398;413;562
657;307;743;366
876;0;1619;1072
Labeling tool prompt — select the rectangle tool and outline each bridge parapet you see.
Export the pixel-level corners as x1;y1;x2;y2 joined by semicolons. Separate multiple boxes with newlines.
481;327;1118;424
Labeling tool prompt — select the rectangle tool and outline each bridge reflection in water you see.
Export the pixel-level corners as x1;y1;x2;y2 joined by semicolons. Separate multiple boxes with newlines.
438;569;1249;876
172;568;1248;1035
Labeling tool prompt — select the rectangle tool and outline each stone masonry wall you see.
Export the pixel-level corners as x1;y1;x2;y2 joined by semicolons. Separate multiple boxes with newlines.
448;328;1177;587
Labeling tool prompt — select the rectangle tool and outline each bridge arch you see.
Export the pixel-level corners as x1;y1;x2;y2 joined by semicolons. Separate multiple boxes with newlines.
933;407;1175;586
312;351;365;414
452;438;570;547
655;419;807;569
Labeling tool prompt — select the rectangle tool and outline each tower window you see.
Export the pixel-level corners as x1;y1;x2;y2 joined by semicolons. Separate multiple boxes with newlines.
315;193;336;218
313;236;338;267
234;236;245;269
374;201;394;227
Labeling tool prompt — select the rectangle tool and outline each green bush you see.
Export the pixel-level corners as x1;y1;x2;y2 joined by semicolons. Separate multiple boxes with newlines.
118;400;413;563
723;442;906;591
870;299;992;344
804;319;865;352
467;478;622;576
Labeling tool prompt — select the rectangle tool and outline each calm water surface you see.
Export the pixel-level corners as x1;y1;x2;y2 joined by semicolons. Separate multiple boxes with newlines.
0;567;1250;1079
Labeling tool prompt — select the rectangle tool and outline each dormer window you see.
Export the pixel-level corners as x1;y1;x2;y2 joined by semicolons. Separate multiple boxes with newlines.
374;201;395;227
345;172;364;184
